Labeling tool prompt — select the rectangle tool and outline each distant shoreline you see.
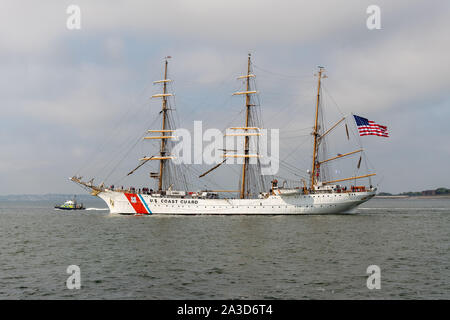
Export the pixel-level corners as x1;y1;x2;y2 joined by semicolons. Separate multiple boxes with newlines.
375;195;450;199
0;194;98;201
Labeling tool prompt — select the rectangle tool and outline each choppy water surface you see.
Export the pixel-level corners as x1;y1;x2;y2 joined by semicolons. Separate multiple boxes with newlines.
0;198;449;299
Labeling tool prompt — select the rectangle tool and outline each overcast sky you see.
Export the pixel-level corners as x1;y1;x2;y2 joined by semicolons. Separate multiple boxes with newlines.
0;0;449;195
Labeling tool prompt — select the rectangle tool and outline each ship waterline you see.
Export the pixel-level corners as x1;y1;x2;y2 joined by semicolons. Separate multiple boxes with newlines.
98;189;376;215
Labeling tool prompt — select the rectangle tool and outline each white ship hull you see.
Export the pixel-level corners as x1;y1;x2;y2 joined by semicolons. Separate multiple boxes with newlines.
98;189;375;215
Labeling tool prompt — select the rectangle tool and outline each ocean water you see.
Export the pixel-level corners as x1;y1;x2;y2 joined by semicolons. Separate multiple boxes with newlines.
0;198;448;299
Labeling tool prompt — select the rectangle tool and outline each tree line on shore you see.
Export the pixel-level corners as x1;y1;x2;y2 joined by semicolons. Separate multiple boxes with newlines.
378;187;450;196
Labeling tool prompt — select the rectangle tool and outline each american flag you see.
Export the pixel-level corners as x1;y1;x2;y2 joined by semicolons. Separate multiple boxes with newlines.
353;115;389;137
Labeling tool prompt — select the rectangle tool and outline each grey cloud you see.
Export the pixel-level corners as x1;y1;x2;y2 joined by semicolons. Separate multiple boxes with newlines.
0;1;449;194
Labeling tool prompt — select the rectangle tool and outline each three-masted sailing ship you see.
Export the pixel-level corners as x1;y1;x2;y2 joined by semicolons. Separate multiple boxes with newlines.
72;55;377;215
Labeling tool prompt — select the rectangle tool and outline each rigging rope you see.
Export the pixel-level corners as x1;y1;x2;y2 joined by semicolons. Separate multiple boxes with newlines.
74;84;155;176
253;64;312;79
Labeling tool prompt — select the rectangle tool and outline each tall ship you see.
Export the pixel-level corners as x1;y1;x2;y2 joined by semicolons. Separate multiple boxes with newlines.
72;55;377;215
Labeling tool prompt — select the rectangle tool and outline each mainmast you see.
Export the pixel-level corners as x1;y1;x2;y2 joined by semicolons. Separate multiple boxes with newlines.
229;54;261;199
311;66;326;188
199;54;260;195
240;54;252;199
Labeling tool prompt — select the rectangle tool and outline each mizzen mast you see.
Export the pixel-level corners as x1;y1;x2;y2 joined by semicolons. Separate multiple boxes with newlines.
309;67;376;188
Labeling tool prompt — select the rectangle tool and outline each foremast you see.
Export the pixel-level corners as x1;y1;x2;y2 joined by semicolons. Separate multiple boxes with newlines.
141;56;177;191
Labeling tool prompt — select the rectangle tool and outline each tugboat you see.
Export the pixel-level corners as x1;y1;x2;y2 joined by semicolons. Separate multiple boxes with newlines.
55;196;85;210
